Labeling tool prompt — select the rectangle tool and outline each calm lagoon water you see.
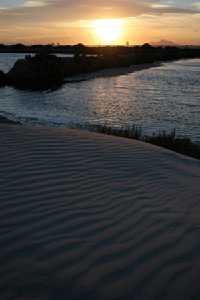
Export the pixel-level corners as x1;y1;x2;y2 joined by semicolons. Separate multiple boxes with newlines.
0;53;200;142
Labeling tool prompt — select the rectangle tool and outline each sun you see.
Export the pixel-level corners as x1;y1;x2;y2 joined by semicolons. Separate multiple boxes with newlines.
93;19;123;45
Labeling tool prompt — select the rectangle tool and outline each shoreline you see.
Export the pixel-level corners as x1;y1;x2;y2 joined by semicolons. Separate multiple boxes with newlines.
64;62;162;83
1;54;199;87
63;56;200;83
0;116;199;160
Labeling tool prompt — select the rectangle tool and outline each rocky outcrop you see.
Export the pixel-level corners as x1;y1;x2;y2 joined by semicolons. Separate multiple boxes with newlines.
0;70;7;87
2;54;103;90
0;115;20;125
7;54;66;90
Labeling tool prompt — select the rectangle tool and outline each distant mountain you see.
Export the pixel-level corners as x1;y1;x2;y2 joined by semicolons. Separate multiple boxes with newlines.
151;40;178;47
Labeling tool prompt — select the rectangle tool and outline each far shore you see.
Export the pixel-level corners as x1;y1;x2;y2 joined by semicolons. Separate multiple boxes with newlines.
1;44;200;90
64;62;162;83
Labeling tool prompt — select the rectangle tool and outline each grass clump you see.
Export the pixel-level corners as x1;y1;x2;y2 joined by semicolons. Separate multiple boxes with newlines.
73;123;200;160
145;130;200;160
74;123;142;140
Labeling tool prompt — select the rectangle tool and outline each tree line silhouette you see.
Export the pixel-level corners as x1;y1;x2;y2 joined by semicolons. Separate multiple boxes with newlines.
1;43;200;89
0;43;200;61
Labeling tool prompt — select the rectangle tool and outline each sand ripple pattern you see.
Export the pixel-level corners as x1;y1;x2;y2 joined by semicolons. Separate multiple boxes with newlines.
0;125;200;300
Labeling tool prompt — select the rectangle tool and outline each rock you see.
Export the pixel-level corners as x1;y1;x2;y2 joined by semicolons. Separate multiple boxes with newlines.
0;70;7;87
7;54;66;90
0;115;20;125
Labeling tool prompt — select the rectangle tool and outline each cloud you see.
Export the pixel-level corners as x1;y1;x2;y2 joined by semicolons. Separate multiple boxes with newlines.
22;1;48;7
1;0;199;17
0;0;200;44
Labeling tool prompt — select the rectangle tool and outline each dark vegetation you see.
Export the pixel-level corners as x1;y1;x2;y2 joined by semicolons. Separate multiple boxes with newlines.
7;54;66;89
0;43;200;60
0;112;199;159
75;123;200;160
0;43;200;89
0;115;20;124
145;131;200;160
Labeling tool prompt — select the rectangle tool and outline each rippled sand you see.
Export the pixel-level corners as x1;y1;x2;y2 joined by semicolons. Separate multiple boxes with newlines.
0;124;200;300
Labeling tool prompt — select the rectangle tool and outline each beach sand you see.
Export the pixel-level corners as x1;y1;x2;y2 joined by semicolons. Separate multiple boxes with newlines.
0;124;200;300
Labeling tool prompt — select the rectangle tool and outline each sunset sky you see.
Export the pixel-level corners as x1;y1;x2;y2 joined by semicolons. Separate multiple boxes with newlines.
0;0;200;45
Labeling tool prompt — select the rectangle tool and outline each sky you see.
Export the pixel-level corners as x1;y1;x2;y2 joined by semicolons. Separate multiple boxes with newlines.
0;0;200;45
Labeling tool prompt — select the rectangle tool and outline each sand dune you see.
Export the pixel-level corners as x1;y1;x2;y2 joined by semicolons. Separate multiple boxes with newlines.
0;124;200;300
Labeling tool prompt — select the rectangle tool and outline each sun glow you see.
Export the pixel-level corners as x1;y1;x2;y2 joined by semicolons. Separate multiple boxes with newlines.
93;19;123;45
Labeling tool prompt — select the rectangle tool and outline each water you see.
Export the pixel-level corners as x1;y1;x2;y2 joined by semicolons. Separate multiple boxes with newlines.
0;53;200;142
